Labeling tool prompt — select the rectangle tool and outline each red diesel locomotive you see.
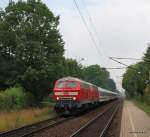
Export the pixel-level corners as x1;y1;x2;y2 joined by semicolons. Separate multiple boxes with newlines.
53;77;117;115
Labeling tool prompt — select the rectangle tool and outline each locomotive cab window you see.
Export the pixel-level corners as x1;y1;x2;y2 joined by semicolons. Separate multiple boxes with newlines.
56;81;66;88
66;81;77;88
56;81;77;88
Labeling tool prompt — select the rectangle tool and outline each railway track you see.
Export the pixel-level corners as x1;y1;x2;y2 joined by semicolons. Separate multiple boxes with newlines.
0;101;120;137
0;116;72;137
31;100;120;137
70;101;120;137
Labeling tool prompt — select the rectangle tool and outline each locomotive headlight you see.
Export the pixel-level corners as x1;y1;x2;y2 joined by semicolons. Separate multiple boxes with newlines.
56;97;60;100
73;97;76;100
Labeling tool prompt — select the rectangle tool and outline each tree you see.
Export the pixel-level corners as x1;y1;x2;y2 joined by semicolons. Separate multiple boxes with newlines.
0;0;64;103
144;45;150;66
62;58;83;78
122;45;150;103
83;65;111;88
122;62;147;100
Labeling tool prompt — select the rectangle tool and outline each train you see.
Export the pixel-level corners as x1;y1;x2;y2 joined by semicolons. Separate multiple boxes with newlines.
53;76;118;115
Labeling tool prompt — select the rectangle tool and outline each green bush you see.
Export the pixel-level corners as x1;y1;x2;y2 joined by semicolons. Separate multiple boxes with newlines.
5;87;26;109
25;92;36;107
0;93;6;109
0;92;13;110
0;86;35;110
40;93;55;107
144;86;150;105
144;93;150;105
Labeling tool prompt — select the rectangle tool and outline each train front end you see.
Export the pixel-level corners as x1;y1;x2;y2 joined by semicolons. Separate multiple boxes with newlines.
53;77;80;115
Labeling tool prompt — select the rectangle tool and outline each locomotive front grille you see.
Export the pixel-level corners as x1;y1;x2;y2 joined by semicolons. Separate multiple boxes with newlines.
59;97;73;100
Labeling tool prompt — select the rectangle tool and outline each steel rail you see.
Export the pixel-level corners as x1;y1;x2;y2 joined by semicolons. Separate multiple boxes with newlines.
70;101;119;137
0;101;120;137
69;101;118;137
0;116;73;137
99;103;120;137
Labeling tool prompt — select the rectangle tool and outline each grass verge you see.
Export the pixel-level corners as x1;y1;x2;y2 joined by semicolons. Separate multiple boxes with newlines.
0;104;56;132
131;99;150;116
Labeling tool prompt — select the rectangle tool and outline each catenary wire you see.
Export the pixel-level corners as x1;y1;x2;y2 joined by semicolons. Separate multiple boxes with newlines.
73;0;104;60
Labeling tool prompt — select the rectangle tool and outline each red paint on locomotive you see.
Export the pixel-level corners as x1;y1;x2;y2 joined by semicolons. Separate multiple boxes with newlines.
53;77;118;115
53;77;99;103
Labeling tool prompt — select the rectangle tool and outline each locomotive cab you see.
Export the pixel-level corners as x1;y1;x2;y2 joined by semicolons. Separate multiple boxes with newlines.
54;80;80;101
53;78;81;114
53;77;118;115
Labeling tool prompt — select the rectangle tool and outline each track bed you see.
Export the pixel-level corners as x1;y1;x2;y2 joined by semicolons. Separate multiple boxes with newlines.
32;100;120;137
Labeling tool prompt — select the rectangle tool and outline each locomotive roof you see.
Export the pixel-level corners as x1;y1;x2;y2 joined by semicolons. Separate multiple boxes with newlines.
57;76;95;86
57;77;117;95
57;76;81;82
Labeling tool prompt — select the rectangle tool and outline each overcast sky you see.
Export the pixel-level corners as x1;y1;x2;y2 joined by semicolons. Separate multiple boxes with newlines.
1;0;150;90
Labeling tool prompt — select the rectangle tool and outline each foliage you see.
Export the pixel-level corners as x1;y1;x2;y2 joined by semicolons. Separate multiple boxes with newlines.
132;99;150;116
41;93;55;106
83;65;116;91
62;58;83;78
0;86;32;110
83;65;109;88
122;46;150;104
0;0;117;106
0;0;64;103
122;62;148;100
144;84;150;105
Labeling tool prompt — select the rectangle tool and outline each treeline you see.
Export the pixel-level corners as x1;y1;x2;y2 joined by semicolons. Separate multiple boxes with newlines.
122;46;150;105
0;0;116;108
